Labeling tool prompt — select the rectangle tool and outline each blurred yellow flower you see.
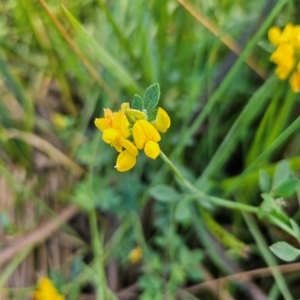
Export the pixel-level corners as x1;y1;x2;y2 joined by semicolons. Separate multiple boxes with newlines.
268;23;300;92
33;277;65;300
51;114;68;129
128;246;143;264
268;26;281;46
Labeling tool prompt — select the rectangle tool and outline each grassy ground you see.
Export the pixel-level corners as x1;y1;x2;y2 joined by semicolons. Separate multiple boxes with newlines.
1;0;300;299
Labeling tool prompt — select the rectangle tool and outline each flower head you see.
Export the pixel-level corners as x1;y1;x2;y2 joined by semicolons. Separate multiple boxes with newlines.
94;84;171;171
33;277;65;300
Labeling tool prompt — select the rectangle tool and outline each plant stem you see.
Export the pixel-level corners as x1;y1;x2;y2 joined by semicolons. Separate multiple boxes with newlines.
160;151;258;214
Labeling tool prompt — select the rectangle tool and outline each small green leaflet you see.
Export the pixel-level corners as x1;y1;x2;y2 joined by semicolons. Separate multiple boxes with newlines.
270;241;300;262
144;83;160;112
147;109;158;122
132;94;143;110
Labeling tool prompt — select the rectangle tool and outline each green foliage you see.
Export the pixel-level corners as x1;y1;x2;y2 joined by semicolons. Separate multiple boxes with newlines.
144;83;160;112
147;109;158;122
272;178;299;198
270;242;300;262
149;184;181;203
2;0;300;298
132;94;144;111
272;160;291;189
290;219;300;244
259;169;271;193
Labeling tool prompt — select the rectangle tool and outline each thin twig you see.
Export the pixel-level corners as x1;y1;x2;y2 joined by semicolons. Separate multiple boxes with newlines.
5;129;85;177
38;0;118;104
0;204;79;267
184;262;300;295
178;0;267;79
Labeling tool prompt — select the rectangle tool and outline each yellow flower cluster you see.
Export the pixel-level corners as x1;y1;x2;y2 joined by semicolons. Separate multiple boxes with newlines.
33;277;65;300
95;103;170;172
268;23;300;92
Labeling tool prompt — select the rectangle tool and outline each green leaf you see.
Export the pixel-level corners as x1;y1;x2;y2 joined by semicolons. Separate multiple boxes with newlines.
272;160;291;189
259;169;271;193
147;109;158;122
175;200;191;223
270;241;300;262
259;193;289;224
272;178;299;198
132;94;144;111
290;219;300;243
149;184;180;203
144;83;160;112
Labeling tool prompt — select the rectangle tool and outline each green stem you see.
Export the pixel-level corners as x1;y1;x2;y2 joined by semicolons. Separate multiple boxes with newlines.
243;213;294;300
88;210;108;299
159;151;258;214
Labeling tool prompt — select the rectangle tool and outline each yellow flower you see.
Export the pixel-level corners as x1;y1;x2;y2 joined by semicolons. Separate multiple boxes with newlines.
133;120;161;159
95;110;131;152
94;91;171;171
33;277;65;300
128;246;143;264
152;107;171;133
268;23;300;92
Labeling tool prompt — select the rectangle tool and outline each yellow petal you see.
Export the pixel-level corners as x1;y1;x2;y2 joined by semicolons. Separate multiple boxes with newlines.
275;65;292;80
103;108;113;127
34;277;65;300
125;108;146;120
112;111;130;138
268;26;281;46
270;44;294;64
115;150;137;172
133;120;161;149
94;118;109;131
281;23;294;43
121;139;139;156
144;140;160;159
152;107;171;133
290;72;300;93
102;128;120;144
292;25;300;49
132;120;147;149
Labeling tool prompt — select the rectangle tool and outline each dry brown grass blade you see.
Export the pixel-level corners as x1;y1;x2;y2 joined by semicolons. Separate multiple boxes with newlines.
0;204;79;268
37;0;118;104
5;129;84;177
185;262;300;295
178;0;267;79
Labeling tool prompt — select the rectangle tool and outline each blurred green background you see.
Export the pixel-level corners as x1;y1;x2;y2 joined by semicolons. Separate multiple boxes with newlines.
1;0;300;299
